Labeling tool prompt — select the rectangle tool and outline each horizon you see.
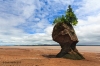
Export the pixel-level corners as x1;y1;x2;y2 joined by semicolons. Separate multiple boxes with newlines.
0;44;100;46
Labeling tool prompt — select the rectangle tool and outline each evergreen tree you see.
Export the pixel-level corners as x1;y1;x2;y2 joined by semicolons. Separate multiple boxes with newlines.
65;5;78;26
53;5;78;26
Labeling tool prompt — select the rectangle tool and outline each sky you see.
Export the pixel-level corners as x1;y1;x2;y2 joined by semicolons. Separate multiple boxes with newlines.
0;0;100;45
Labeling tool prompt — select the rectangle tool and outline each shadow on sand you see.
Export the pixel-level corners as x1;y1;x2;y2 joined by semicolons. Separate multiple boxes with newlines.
42;55;57;58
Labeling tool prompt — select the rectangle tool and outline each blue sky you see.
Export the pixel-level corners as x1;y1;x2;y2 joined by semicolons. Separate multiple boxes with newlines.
0;0;100;45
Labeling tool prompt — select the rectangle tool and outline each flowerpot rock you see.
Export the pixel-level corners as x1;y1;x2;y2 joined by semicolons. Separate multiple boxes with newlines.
52;22;85;60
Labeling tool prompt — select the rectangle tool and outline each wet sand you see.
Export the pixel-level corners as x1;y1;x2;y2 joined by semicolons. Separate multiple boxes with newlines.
0;46;100;66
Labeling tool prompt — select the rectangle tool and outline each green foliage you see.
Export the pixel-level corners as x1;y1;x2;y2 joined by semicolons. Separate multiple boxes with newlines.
53;16;65;25
53;5;78;26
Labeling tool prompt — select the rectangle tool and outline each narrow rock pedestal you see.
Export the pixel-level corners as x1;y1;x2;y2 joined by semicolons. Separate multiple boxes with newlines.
56;42;85;60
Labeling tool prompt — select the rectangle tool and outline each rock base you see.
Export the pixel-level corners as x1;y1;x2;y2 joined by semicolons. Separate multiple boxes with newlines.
58;50;85;60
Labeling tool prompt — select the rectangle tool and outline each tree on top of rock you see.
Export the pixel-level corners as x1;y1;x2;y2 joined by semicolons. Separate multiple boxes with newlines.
53;5;78;26
52;5;85;60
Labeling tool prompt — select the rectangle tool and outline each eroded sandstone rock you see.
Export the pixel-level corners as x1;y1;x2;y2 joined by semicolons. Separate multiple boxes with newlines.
52;22;85;60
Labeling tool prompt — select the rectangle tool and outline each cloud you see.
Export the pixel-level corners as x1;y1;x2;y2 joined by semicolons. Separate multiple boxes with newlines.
0;0;37;45
75;13;100;45
0;0;100;45
75;0;100;19
53;0;74;5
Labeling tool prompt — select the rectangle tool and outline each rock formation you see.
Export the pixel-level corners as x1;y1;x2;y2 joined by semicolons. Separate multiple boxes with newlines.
52;22;85;60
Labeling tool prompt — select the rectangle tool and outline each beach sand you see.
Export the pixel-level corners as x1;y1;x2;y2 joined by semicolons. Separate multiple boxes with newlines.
0;46;100;66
